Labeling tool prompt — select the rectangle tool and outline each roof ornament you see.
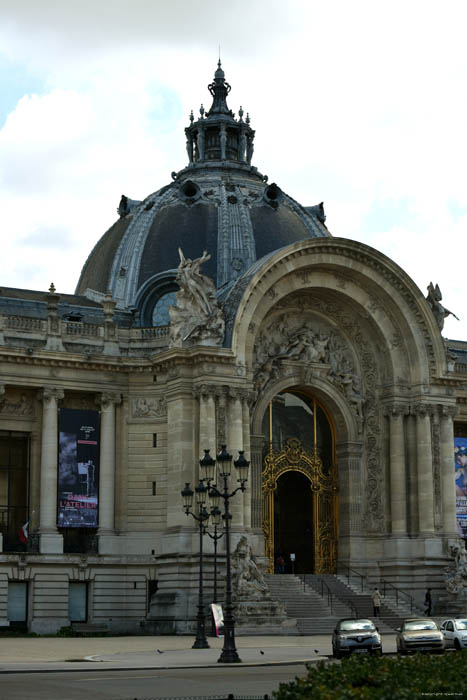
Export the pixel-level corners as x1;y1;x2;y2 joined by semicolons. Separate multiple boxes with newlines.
426;282;459;331
184;62;256;166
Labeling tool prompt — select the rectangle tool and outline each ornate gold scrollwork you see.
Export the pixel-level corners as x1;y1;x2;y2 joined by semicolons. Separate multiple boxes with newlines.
261;437;338;574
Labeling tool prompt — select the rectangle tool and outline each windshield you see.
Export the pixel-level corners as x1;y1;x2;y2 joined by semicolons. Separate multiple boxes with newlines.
403;621;437;631
339;620;375;632
455;620;467;630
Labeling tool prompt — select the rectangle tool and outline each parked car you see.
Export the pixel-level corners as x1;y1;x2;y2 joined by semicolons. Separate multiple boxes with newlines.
396;618;444;655
332;618;382;659
440;618;467;650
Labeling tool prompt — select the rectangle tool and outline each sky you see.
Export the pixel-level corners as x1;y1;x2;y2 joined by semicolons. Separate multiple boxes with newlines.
0;0;466;341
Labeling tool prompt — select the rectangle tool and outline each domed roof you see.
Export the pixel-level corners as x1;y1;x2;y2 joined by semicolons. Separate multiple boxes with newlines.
75;63;331;322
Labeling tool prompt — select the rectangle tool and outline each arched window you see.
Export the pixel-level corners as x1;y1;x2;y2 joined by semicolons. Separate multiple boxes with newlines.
151;291;177;327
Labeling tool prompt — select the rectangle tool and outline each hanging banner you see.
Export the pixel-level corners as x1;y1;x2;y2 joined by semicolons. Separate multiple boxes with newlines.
210;603;224;637
58;409;99;528
455;438;467;539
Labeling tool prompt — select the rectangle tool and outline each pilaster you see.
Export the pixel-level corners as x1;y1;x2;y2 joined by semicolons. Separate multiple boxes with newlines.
439;405;458;536
96;392;122;554
413;403;435;534
39;386;64;554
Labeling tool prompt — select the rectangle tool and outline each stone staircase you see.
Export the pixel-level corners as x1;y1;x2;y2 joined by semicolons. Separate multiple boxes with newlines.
264;573;351;634
264;573;424;634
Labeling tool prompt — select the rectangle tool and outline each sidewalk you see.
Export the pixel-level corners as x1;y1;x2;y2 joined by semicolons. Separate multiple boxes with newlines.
0;634;398;673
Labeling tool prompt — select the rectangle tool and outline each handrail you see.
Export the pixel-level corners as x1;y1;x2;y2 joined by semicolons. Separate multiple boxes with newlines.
337;563;366;593
347;598;359;618
338;563;415;613
381;578;414;613
301;574;333;614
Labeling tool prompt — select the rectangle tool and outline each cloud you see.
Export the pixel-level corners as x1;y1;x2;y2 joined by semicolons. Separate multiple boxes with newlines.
0;0;466;339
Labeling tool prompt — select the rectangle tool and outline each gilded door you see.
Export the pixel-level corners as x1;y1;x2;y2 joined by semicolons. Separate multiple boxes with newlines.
262;437;338;574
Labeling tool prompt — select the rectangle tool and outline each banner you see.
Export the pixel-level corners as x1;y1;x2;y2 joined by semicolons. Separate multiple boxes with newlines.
210;603;224;637
58;409;99;528
455;438;467;539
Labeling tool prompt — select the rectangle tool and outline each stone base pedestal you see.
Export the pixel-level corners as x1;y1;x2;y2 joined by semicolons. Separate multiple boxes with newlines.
434;590;467;615
39;533;63;554
233;599;298;635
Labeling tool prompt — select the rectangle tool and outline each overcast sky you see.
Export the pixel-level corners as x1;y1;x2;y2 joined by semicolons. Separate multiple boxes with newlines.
1;0;466;340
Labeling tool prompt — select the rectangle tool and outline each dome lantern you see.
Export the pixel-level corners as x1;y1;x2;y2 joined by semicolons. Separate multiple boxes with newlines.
185;62;255;166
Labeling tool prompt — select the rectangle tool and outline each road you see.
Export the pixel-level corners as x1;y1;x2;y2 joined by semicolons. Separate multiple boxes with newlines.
0;664;309;700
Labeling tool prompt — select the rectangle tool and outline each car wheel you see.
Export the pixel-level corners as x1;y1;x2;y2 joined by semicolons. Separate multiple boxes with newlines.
454;639;461;651
333;650;341;659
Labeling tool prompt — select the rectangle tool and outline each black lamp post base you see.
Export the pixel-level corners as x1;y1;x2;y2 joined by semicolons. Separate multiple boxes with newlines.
218;648;242;663
192;638;210;649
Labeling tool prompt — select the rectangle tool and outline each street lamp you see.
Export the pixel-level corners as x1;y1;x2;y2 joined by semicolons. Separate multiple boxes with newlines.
181;479;210;649
204;505;224;636
209;445;250;664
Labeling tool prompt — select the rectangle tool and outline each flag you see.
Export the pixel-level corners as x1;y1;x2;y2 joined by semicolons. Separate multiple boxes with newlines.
19;521;29;544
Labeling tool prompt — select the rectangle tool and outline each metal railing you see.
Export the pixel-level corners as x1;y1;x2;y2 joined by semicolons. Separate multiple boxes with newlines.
337;563;366;592
380;578;414;613
301;574;333;613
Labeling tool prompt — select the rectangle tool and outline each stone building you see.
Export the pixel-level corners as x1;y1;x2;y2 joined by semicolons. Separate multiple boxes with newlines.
1;62;466;634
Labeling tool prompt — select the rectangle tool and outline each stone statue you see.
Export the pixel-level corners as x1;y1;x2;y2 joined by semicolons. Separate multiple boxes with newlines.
445;540;467;595
231;536;270;600
169;248;224;348
426;282;459;331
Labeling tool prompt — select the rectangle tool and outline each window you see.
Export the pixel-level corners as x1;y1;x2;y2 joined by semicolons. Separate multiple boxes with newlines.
0;432;29;552
69;582;88;622
8;582;28;627
152;291;176;327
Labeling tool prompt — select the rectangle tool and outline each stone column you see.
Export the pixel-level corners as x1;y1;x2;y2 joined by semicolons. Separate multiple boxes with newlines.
439;405;458;536
39;387;64;554
414;404;435;534
388;405;408;535
335;441;363;563
227;390;244;527
198;385;217;460
250;435;264;532
96;392;121;553
242;392;252;530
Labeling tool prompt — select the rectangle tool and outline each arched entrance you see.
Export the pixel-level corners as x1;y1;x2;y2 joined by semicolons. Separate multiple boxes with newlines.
261;391;338;574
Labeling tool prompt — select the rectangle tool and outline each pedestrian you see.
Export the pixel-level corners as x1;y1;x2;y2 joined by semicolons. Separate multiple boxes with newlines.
277;554;285;574
424;588;432;616
372;587;382;617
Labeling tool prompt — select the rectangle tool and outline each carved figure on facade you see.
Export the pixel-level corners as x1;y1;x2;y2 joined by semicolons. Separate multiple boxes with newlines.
253;313;364;425
231;535;270;600
0;392;34;416
426;282;459;331
445;540;467;595
169;248;225;348
132;397;167;419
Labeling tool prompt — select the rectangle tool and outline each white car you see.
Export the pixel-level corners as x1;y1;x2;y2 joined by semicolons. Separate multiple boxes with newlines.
440;618;467;650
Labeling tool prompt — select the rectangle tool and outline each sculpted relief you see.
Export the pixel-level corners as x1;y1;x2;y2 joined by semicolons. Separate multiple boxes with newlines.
253;313;363;422
169;248;225;348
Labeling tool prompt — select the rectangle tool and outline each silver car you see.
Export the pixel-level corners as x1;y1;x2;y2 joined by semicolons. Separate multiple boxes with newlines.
396;618;444;655
332;618;382;659
440;618;467;650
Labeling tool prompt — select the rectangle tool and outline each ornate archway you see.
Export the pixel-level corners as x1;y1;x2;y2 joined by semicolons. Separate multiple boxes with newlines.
262;427;338;574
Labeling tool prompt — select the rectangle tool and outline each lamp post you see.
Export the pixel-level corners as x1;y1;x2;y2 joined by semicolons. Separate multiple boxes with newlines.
181;479;211;649
208;445;249;664
204;506;224;636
